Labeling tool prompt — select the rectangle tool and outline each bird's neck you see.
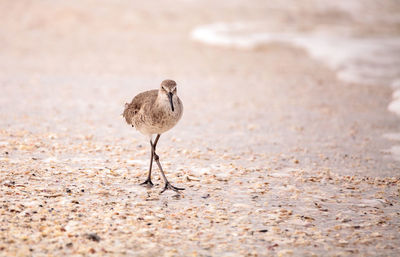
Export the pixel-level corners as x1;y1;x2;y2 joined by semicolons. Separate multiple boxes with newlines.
156;92;172;110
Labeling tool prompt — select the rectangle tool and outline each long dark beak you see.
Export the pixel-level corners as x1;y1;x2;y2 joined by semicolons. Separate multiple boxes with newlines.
168;92;174;112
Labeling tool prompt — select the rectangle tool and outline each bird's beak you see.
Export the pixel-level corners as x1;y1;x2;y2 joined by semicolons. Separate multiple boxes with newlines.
168;92;174;112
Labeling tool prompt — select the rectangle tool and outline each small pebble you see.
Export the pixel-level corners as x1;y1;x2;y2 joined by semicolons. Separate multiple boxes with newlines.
85;233;101;242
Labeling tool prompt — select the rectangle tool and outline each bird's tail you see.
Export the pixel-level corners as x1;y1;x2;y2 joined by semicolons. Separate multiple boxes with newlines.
121;103;129;116
122;103;135;125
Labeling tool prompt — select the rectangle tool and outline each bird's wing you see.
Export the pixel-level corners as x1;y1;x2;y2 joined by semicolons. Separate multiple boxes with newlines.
123;90;158;125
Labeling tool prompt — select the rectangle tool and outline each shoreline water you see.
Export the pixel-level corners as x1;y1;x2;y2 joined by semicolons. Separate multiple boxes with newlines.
191;21;400;162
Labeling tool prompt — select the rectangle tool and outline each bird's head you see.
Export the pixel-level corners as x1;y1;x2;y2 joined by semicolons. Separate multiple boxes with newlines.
159;79;177;112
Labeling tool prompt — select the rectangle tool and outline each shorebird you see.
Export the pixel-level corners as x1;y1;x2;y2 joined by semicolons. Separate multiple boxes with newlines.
123;79;184;193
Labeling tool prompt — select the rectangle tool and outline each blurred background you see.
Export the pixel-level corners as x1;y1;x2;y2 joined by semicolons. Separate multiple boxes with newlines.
1;0;400;176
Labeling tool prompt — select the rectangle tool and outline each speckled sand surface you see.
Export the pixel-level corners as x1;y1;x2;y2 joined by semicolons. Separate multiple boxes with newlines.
1;0;400;256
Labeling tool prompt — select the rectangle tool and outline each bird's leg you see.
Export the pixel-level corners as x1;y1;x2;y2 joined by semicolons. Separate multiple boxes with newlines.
151;134;185;193
140;138;157;187
140;134;161;187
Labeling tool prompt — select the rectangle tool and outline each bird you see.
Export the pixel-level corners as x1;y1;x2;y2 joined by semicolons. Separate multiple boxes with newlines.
123;79;184;193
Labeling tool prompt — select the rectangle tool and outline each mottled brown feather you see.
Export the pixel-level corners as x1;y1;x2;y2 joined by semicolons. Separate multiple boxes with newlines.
123;90;158;125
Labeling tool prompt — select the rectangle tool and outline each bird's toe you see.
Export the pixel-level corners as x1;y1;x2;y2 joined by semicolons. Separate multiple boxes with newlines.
140;179;154;187
160;182;185;193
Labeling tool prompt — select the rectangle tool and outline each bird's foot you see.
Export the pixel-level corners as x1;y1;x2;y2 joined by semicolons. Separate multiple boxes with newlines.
140;179;154;187
160;182;185;194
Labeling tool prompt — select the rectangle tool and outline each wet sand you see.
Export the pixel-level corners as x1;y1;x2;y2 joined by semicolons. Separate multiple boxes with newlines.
1;0;400;256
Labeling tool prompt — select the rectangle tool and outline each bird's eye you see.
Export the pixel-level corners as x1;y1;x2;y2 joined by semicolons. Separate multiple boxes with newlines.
162;86;167;92
173;88;177;93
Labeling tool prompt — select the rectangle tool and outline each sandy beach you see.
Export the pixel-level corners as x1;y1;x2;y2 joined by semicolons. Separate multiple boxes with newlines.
1;0;400;256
